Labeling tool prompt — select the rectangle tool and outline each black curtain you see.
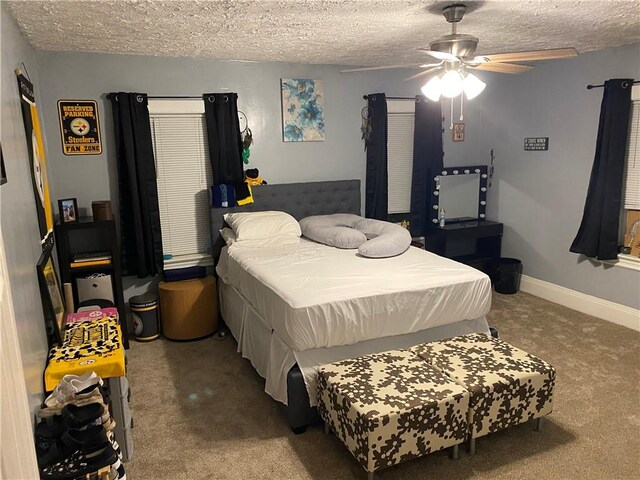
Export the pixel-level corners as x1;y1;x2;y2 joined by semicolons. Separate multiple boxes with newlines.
203;93;244;187
109;92;163;277
410;95;443;236
570;79;634;260
365;93;388;220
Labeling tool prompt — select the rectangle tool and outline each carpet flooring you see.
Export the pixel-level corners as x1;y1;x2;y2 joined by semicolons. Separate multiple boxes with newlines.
125;292;640;479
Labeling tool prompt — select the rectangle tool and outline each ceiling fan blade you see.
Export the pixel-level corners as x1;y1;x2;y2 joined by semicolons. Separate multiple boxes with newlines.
472;62;534;74
340;64;421;73
464;56;489;65
417;49;459;62
482;48;578;63
406;66;441;81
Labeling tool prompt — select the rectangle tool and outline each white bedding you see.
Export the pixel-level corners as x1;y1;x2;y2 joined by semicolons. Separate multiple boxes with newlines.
216;238;491;352
218;278;489;405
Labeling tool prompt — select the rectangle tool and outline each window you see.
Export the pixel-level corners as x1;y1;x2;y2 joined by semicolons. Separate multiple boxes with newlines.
610;85;640;270
623;88;640;211
148;100;213;269
387;100;415;214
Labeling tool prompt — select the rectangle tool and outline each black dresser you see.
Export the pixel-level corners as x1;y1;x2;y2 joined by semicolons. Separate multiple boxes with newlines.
425;220;503;276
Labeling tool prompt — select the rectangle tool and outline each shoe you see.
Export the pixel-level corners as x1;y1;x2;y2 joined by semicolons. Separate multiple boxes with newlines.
36;403;114;454
38;425;110;469
39;443;117;480
45;372;103;408
111;460;126;480
106;431;122;461
38;387;107;419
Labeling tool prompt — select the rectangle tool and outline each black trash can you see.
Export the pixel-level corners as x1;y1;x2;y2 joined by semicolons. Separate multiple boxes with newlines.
493;258;523;294
131;292;160;341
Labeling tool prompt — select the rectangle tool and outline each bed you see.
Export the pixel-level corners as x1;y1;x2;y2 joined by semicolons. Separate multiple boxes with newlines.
211;180;492;431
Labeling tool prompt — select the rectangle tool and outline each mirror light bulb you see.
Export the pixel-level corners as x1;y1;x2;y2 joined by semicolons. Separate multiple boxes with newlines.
421;74;442;102
463;73;486;100
440;70;464;98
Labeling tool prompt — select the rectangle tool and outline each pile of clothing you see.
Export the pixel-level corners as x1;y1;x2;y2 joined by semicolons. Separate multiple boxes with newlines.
211;168;267;208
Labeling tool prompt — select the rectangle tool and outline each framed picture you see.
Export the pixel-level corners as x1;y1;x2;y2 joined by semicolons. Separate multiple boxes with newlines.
58;198;78;223
281;79;325;142
452;123;465;142
36;246;65;346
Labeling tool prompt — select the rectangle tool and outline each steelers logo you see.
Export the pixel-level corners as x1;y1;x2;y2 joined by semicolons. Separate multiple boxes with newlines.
132;313;143;335
70;117;90;136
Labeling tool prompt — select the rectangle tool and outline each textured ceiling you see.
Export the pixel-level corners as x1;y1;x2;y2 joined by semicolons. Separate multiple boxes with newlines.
6;0;640;66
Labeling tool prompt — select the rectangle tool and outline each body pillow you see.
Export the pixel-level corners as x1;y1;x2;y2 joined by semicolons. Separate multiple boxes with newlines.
354;218;412;258
300;214;411;257
299;214;366;249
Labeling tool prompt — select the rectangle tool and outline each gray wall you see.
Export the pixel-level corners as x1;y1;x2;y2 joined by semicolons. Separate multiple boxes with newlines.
35;51;369;215
1;4;50;418
477;43;640;309
33;50;382;301
35;49;489;214
34;50;490;301
34;44;639;311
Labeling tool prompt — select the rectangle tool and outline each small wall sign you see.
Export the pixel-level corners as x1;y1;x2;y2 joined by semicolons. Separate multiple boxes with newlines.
524;137;549;151
452;123;465;142
58;100;102;155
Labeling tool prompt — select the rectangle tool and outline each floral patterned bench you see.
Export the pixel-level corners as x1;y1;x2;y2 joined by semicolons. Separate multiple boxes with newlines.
317;349;469;479
410;333;556;454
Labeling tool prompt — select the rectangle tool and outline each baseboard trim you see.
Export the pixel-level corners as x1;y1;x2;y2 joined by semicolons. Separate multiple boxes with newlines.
519;275;640;332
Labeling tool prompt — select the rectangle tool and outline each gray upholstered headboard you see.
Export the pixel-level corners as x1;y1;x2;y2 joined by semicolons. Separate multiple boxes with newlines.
210;179;361;259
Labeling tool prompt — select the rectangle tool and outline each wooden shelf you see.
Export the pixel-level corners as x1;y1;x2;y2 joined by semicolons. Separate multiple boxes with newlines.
69;263;114;272
55;219;129;348
57;218;115;231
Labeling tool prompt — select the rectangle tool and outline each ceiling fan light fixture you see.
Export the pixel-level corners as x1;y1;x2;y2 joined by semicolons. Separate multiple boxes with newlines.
440;70;464;98
421;74;442;102
463;72;486;99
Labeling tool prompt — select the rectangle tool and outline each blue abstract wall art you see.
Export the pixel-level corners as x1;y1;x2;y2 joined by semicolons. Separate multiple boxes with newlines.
281;79;325;142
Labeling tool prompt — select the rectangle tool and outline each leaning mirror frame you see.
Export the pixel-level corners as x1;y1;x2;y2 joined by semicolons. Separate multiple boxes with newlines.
431;165;489;224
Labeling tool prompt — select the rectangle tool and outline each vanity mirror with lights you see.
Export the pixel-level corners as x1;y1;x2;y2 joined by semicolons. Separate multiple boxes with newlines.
431;166;488;224
425;165;503;276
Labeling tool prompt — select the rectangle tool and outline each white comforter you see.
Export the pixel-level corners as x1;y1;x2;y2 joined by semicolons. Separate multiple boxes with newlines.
216;238;491;351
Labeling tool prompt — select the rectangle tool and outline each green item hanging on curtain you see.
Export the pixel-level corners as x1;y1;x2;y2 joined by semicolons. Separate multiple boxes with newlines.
241;127;253;164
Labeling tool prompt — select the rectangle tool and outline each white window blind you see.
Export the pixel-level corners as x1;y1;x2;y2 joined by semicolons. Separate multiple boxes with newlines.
149;113;213;268
387;100;415;214
624;99;640;210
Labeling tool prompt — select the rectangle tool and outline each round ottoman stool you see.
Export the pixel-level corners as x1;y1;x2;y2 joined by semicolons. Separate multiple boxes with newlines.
158;276;218;340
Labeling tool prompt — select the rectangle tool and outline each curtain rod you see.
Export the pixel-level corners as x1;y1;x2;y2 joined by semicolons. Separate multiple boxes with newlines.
586;80;639;90
105;94;203;100
148;95;202;99
362;95;416;100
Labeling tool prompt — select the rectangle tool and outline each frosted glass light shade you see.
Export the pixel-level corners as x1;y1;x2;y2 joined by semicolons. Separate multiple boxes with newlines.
440;70;464;98
463;73;486;99
421;74;442;102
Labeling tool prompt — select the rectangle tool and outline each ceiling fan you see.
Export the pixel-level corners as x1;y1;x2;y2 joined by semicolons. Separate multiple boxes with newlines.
342;3;578;101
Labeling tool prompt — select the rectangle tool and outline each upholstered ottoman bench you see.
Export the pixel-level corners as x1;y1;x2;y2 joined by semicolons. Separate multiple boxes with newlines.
411;333;556;454
317;349;469;479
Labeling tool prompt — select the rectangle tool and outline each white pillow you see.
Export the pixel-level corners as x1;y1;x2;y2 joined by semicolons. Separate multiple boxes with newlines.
224;211;301;241
220;227;237;246
219;225;300;249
